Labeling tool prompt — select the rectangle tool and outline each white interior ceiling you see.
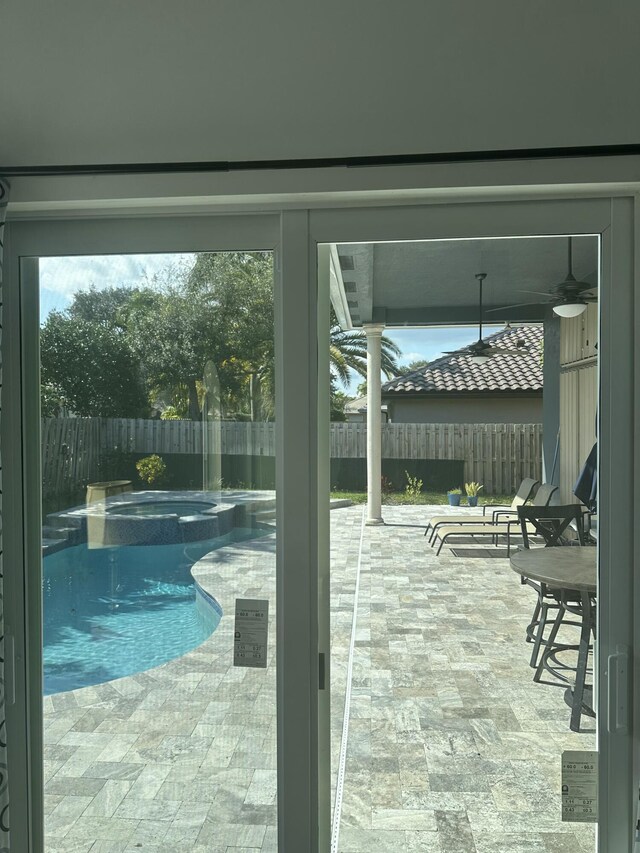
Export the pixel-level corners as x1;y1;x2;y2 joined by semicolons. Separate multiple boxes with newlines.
2;2;639;167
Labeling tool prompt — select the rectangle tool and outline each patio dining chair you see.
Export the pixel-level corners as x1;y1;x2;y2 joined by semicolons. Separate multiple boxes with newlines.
431;483;558;555
517;504;587;670
424;476;539;541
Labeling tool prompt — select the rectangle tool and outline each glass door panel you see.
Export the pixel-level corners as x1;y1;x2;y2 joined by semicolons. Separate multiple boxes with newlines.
321;234;600;852
34;251;277;852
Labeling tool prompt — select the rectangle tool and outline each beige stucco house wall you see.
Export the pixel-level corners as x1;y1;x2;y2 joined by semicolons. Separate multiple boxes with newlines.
381;325;543;426
385;394;542;424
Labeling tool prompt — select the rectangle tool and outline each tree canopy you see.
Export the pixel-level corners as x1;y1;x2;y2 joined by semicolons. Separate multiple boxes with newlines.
396;358;429;375
40;253;276;420
40;312;148;417
40;255;405;421
329;310;400;388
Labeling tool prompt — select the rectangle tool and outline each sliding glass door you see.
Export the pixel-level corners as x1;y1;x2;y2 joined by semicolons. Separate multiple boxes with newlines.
2;196;638;853
312;198;637;853
2;213;318;853
30;247;279;852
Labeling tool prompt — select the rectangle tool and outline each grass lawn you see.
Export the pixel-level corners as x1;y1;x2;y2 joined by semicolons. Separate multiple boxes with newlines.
330;490;514;506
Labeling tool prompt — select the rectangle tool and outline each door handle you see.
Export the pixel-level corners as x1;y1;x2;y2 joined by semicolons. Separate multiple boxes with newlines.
319;652;326;690
4;635;15;707
607;645;630;735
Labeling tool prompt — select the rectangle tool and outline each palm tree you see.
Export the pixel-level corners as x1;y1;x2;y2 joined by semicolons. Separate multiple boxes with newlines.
330;309;401;387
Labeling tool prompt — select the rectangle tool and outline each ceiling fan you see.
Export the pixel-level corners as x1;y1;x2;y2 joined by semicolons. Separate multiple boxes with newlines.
446;273;528;364
485;236;598;319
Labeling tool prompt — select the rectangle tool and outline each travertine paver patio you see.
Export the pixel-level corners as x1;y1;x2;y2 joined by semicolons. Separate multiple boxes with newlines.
332;505;595;853
43;504;596;852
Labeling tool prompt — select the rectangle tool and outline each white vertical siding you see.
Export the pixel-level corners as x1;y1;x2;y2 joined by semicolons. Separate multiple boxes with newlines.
559;311;598;502
560;305;598;364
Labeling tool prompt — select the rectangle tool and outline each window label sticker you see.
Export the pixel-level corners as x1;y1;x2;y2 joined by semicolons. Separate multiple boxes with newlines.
562;750;598;822
234;598;269;668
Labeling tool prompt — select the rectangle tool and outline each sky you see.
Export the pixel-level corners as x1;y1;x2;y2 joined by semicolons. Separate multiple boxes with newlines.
38;254;502;395
39;253;197;317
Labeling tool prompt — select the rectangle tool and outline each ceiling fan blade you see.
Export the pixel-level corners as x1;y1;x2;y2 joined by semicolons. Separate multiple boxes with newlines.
442;345;528;357
484;301;546;314
514;289;556;297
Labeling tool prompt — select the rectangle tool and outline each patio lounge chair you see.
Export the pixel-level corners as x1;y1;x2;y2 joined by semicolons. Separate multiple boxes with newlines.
432;483;559;556
424;476;539;542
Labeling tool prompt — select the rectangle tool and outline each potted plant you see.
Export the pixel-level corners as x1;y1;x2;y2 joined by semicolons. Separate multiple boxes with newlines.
464;481;483;507
447;487;462;507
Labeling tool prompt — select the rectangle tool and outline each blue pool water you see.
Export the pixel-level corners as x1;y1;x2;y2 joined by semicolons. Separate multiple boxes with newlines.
43;528;258;695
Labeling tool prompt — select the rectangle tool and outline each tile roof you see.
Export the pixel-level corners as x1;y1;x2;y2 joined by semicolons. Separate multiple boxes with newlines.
382;325;543;395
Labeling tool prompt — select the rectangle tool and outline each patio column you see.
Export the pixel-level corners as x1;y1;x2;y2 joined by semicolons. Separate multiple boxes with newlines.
364;323;385;525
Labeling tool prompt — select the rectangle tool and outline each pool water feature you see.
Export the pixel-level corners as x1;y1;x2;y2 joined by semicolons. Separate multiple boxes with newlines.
43;527;262;695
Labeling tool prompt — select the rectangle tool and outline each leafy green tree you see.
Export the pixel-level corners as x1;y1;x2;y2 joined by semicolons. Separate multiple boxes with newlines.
330;310;400;388
187;252;275;419
396;358;429;375
124;286;222;420
40;254;405;424
330;387;352;422
40;312;148;417
67;285;136;330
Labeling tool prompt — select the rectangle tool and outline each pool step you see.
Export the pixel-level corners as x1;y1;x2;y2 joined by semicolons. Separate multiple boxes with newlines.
42;537;70;556
251;508;277;524
179;514;219;542
45;512;84;530
246;498;276;512
42;525;83;545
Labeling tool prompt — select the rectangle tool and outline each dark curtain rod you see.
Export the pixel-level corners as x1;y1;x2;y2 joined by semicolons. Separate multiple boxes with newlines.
1;143;640;179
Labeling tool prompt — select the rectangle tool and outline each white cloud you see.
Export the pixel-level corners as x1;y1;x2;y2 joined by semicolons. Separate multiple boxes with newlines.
38;253;198;318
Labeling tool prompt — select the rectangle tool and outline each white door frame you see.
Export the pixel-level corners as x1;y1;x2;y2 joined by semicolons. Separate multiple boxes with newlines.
3;212;321;853
310;194;638;853
2;189;638;853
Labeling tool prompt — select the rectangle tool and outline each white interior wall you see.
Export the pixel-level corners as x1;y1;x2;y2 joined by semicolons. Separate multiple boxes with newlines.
2;1;639;168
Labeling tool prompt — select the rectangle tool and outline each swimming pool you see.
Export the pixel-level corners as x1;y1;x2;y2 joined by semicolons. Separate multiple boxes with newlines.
43;528;259;695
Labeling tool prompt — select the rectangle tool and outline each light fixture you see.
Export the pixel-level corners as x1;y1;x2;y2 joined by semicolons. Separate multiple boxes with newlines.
553;300;588;318
485;236;597;320
469;354;491;364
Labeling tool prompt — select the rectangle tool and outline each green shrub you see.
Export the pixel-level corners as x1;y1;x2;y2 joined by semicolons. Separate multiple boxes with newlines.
404;471;423;500
136;454;168;487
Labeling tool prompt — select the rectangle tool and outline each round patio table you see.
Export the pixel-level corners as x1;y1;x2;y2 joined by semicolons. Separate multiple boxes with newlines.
510;547;596;594
510;547;597;731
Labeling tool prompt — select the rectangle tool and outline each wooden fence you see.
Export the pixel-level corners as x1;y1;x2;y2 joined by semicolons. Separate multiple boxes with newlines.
41;417;103;500
331;422;542;495
42;418;542;497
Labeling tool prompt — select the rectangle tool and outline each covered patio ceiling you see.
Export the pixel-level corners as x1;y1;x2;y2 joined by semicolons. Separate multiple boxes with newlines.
331;235;599;328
